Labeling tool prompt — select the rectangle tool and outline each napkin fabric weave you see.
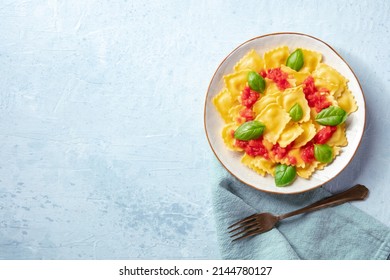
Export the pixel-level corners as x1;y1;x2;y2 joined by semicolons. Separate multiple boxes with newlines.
212;161;390;260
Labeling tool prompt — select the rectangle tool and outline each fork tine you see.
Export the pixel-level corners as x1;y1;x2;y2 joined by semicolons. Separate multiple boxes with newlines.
228;219;260;233
230;225;262;239
232;227;265;242
227;214;257;229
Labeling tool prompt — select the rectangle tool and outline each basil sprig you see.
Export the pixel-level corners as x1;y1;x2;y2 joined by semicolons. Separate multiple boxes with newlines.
286;49;304;71
314;144;333;163
315;106;347;126
247;71;266;93
234;120;265;141
275;164;296;187
289;103;303;121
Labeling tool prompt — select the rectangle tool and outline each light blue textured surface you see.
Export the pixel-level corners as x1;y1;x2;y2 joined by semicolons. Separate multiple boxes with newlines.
0;0;389;259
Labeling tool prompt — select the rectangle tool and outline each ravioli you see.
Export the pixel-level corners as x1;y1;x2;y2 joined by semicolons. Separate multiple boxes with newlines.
297;161;319;179
277;122;304;148
252;93;280;115
228;104;246;124
212;46;357;186
277;86;311;123
293;121;316;148
327;124;348;147
241;154;276;176
241;154;266;176
255;103;291;144
213;88;236;122
222;123;242;151
234;49;264;72
336;89;358;114
313;63;347;98
224;69;251;99
281;65;310;85
264;46;290;69
300;49;322;73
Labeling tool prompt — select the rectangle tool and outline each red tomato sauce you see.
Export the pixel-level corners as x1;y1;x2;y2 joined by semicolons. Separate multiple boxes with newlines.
287;156;297;165
314;126;337;144
264;68;291;90
235;138;269;159
239;107;254;121
246;138;270;159
302;76;332;112
234;139;247;149
241;86;260;108
272;142;294;159
301;142;315;163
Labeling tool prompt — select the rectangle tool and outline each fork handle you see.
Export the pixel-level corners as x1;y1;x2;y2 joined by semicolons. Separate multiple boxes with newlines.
278;184;369;220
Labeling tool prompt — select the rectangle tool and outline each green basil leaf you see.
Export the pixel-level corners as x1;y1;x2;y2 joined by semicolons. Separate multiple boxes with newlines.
247;71;265;93
315;106;347;126
289;103;303;121
234;120;265;141
314;144;333;163
275;164;296;187
286;49;304;71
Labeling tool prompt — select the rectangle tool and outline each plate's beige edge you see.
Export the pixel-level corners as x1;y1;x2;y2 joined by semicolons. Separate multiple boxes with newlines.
203;32;366;195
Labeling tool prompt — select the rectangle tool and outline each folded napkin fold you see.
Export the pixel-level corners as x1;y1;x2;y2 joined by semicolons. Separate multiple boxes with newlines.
212;161;390;260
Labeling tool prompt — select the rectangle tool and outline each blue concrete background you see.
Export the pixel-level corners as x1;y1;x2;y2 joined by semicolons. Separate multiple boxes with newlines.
0;0;389;259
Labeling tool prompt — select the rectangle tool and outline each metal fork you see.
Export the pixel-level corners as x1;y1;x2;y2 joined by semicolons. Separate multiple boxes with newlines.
228;184;369;241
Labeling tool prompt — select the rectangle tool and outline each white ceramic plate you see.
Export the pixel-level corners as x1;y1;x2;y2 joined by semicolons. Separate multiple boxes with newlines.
204;33;366;194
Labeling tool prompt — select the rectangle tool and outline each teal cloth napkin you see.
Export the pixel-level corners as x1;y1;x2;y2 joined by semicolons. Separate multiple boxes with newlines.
212;161;390;260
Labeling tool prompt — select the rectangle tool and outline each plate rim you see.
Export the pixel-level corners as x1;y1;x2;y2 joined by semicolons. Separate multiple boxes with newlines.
203;32;366;194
